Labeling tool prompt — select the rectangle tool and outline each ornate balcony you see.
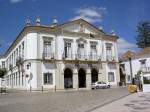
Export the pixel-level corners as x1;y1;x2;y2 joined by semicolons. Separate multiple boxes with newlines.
106;55;115;62
62;53;101;61
42;52;54;60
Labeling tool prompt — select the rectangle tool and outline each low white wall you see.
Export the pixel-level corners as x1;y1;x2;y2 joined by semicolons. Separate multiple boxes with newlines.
143;85;150;92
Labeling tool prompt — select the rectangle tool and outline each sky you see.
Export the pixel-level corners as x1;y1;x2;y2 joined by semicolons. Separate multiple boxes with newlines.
0;0;150;55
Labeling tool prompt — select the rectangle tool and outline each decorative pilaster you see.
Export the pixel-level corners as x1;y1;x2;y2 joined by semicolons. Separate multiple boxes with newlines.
86;68;91;89
73;68;78;90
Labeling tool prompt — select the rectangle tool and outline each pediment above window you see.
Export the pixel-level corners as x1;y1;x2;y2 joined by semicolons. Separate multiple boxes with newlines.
76;38;87;43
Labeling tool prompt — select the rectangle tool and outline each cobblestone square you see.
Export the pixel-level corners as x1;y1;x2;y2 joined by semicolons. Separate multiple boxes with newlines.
0;87;129;112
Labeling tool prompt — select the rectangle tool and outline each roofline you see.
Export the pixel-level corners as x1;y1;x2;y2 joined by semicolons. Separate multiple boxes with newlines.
2;18;119;57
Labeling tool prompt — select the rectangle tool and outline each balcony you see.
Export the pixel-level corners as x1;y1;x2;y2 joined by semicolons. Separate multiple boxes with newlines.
141;67;150;73
62;53;101;61
88;53;99;61
62;53;73;60
42;52;54;60
106;55;115;62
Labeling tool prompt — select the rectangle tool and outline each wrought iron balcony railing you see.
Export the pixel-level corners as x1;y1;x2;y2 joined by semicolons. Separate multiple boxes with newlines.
42;52;54;59
106;55;115;62
62;53;101;61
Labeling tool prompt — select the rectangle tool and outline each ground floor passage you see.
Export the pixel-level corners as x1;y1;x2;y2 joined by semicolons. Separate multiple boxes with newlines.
4;64;117;90
64;68;99;89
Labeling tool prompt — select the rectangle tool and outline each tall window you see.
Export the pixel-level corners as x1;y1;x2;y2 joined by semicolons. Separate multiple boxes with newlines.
106;43;112;60
43;37;53;58
64;40;72;58
77;43;85;58
22;42;24;59
90;41;97;59
19;45;21;58
139;59;146;68
43;73;53;85
2;61;5;68
108;72;115;82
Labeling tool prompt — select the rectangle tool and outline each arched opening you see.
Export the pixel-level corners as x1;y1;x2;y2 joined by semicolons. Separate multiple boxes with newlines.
91;68;98;83
78;68;86;88
64;68;73;89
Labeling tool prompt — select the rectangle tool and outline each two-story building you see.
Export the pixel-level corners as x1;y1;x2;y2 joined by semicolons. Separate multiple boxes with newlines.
0;18;120;90
120;47;150;84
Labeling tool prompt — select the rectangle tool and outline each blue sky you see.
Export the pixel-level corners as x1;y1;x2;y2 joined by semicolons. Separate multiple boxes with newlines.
0;0;150;55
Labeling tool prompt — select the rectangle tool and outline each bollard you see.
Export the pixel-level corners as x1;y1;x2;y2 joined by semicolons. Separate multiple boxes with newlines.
77;84;79;90
55;85;56;92
42;86;43;92
30;86;32;92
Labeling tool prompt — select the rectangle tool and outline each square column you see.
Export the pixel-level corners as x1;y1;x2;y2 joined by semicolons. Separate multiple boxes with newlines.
99;63;107;82
73;69;78;90
86;68;91;89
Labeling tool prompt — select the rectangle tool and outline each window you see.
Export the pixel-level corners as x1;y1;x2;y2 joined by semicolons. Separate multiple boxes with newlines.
43;73;53;85
128;75;131;82
43;38;53;58
2;61;5;68
77;43;85;58
106;43;112;57
108;72;115;82
64;40;72;58
22;42;24;59
78;43;84;48
19;45;21;58
139;59;146;68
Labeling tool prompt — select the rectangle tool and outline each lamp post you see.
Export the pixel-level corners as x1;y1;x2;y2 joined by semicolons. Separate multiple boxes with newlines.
129;57;133;84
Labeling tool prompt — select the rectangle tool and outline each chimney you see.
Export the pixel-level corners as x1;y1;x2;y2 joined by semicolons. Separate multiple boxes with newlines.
52;17;58;24
99;26;103;30
50;17;58;27
110;29;116;36
36;17;41;26
25;18;31;26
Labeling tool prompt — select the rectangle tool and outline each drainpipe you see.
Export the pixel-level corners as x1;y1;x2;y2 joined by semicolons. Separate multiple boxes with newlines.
129;57;133;84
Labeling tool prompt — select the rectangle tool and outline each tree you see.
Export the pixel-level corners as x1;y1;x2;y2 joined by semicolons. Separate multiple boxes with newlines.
136;20;150;48
0;68;7;78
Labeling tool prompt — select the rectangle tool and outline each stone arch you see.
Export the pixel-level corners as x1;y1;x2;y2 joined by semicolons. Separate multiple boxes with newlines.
64;68;73;89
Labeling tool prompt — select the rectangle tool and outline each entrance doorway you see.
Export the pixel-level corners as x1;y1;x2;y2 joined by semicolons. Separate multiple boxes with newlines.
78;68;86;88
64;68;73;89
91;68;98;83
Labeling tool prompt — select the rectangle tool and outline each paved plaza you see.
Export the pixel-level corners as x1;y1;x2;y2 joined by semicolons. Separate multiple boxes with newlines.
92;92;150;112
1;87;150;112
0;87;129;112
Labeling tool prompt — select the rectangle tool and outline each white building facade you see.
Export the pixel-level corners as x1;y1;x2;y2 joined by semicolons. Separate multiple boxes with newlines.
120;48;150;84
0;19;120;90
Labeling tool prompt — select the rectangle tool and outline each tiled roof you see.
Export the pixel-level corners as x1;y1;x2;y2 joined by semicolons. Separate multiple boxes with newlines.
121;47;150;61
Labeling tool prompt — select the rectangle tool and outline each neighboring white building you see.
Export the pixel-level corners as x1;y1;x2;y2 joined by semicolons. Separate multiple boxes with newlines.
120;48;150;84
0;18;120;90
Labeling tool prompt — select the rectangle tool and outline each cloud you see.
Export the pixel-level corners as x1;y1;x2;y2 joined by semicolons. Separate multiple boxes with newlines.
71;6;107;23
9;0;38;3
117;38;138;55
10;0;23;3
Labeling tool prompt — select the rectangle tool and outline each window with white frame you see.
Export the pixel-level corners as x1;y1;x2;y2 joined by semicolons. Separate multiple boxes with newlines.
128;75;131;82
90;41;97;59
108;72;115;82
43;73;53;85
77;43;85;58
64;39;72;58
106;43;112;57
139;59;146;68
43;37;53;58
22;42;24;59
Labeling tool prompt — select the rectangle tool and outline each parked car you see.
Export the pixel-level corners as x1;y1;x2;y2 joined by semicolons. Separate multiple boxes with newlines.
91;81;111;89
